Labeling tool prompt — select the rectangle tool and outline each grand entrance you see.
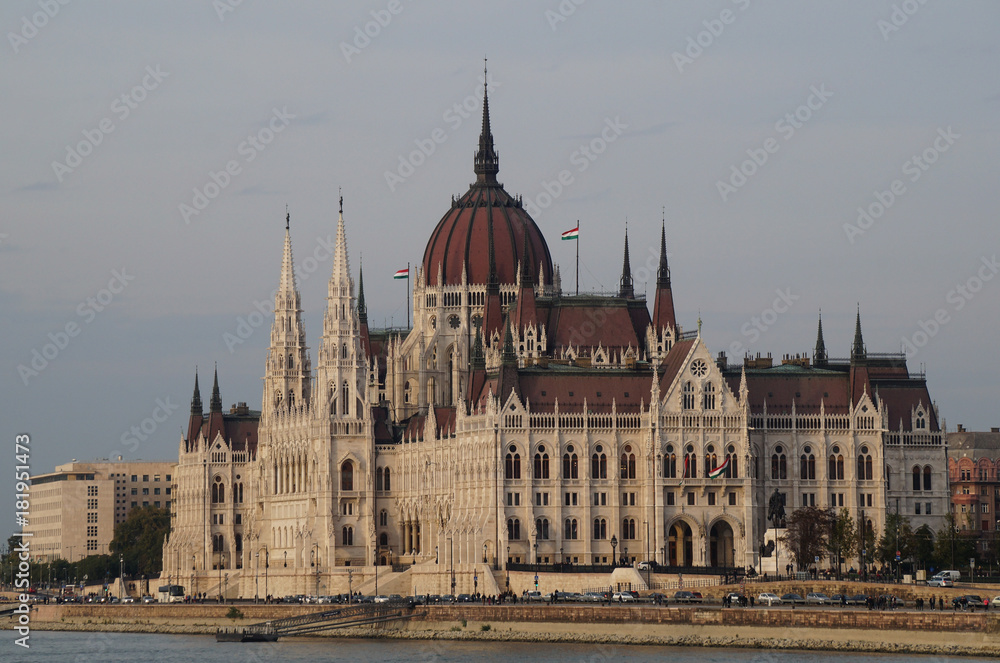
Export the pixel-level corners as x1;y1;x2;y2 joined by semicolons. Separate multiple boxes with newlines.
709;521;735;567
668;521;693;566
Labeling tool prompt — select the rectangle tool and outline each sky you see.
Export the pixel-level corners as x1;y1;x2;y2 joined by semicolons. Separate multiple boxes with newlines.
2;1;998;539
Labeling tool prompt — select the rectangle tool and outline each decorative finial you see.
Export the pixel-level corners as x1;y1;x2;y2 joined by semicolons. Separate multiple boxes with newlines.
285;204;290;230
339;187;343;215
697;311;702;334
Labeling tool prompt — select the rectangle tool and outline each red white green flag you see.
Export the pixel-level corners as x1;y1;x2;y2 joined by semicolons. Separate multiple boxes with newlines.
561;227;579;240
393;268;409;280
708;456;730;479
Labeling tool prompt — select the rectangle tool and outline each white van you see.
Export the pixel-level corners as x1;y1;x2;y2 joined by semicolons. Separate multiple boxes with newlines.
928;570;960;585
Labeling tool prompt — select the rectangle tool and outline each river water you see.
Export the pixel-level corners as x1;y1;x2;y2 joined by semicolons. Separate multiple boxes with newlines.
9;632;978;663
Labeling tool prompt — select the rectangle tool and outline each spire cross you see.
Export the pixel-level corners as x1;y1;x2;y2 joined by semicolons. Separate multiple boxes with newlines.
285;204;290;230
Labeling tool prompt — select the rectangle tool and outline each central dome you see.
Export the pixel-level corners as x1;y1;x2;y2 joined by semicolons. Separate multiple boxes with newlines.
421;85;553;287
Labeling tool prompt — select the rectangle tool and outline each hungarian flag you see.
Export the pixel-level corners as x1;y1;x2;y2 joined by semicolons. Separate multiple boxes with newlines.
561;227;579;240
393;268;408;280
708;457;730;479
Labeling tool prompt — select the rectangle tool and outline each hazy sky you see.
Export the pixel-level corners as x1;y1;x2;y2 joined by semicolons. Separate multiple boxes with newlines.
3;1;998;539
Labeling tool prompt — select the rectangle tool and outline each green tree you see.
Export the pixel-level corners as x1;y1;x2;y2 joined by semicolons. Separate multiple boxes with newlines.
827;508;857;577
912;524;935;573
109;506;170;576
780;506;834;570
876;512;914;571
933;513;976;571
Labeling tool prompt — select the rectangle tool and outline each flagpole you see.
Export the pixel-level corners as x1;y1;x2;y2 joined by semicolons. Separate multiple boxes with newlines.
575;219;580;296
406;261;410;329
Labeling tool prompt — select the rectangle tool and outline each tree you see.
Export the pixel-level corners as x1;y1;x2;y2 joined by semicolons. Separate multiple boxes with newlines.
876;512;914;573
109;506;170;577
780;506;834;570
827;508;857;578
934;513;976;571
912;524;935;573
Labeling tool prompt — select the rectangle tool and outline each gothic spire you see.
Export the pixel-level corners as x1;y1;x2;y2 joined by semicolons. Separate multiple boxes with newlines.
519;221;533;287
210;364;222;413
501;314;516;365
474;60;499;183
619;225;634;299
279;209;297;294
357;258;367;324
656;217;671;288
851;305;866;362
470;325;485;371
190;368;203;416
814;310;828;367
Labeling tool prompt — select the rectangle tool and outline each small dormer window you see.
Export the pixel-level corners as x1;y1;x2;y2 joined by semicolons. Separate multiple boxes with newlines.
916;411;926;429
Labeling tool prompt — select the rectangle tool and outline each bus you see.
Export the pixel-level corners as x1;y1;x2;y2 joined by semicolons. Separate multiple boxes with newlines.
157;584;185;603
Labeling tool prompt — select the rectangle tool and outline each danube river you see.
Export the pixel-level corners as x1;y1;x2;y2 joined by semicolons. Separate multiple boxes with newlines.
14;632;977;662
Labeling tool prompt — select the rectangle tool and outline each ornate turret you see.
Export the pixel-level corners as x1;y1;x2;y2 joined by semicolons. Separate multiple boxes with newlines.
210;365;222;413
262;210;312;416
619;226;634;299
190;369;203;416
651;219;677;332
814;311;828;368
474;62;499;184
851;305;866;363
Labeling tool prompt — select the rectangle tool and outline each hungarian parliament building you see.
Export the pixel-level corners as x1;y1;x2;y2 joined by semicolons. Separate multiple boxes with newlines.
162;84;949;598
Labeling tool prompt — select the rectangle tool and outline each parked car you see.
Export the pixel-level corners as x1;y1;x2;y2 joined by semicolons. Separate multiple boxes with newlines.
806;592;831;605
121;596;135;604
637;560;657;571
935;570;962;582
781;593;805;604
757;592;782;606
952;595;983;610
927;576;955;587
847;594;869;605
524;591;543;602
991;596;1000;608
581;592;604;603
612;591;637;603
456;594;474;603
672;591;699;603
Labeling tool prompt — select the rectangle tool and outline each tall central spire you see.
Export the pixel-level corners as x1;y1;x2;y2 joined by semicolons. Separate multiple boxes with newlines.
474;59;499;183
619;225;634;299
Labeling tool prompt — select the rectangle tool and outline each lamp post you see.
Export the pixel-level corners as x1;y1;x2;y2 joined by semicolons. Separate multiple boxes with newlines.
347;568;353;604
435;545;438;564
224;572;228;603
374;549;379;597
264;547;269;603
474;568;478;596
533;541;538;565
254;551;260;604
218;552;226;602
449;537;455;597
611;535;618;568
645;521;651;586
191;554;197;600
312;544;320;597
505;546;510;590
483;543;488;564
119;555;124;600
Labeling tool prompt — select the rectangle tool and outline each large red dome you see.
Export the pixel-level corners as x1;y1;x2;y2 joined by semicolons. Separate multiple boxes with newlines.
421;85;553;287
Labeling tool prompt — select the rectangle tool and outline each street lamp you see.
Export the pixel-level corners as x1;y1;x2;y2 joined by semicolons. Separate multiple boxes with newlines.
474;568;478;596
224;572;228;603
611;535;618;567
218;552;226;602
449;537;455;596
533;541;538;565
483;543;488;564
254;551;260;604
623;546;628;567
435;545;439;564
505;546;510;590
347;568;353;604
191;554;196;600
119;555;124;600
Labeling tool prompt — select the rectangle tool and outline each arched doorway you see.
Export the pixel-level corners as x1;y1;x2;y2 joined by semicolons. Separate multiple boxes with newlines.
668;521;693;567
709;521;735;568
